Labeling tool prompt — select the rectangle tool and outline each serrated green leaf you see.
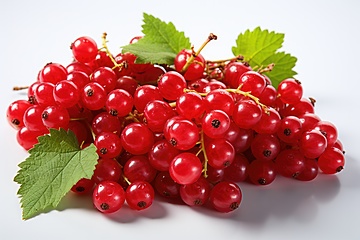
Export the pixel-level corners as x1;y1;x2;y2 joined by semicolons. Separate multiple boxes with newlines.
14;128;98;220
232;27;297;87
232;27;284;63
122;40;177;65
261;52;297;88
122;13;191;64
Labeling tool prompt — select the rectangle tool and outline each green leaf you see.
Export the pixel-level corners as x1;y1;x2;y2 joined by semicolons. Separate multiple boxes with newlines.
122;41;177;65
232;27;297;87
232;27;284;63
14;128;98;220
122;13;191;64
261;52;298;87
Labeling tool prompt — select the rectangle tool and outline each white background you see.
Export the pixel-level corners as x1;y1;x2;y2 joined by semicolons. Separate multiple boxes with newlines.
1;0;360;239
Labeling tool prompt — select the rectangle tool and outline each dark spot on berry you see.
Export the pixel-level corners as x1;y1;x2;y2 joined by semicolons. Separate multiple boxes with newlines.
137;201;147;208
191;83;200;89
320;130;327;137
169;138;177;147
230;202;239;210
42;111;49;120
258;178;266;185
336;166;344;172
109;109;118;116
100;148;108;155
263;149;272;157
295;79;302;85
76;186;85;192
284;128;291;136
211;119;221;128
86;89;94;97
292;172;300;178
194;199;202;205
12;119;20;126
28;96;36;104
163;191;170;197
100;203;110;210
223;161;231;167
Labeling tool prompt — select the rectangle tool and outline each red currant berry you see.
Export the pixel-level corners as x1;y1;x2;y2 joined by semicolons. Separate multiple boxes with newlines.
6;100;32;130
318;147;345;174
80;82;107;110
39;62;67;84
223;61;252;88
154;171;181;199
126;181;155;210
233;100;262;129
91;67;117;93
53;80;80;108
120;122;155;155
123;155;157;183
277;78;303;104
92;158;122;184
92;180;126;213
94;132;122;159
169;152;203;185
71;36;98;63
71;178;94;195
164;118;199;151
247;159;277;185
299;129;327;159
180;177;211;206
209;181;242;213
157;71;187;101
41;105;70;130
202;110;231;139
224;153;249;182
106;89;134;117
176;92;205;120
205;138;235;169
174;49;205;81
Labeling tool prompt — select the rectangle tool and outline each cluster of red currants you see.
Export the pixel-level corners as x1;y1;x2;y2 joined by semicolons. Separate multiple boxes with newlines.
6;35;345;214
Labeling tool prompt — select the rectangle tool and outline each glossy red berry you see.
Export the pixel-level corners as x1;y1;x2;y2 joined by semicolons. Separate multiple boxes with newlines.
92;181;126;213
71;36;98;63
126;181;155;210
209;181;242;213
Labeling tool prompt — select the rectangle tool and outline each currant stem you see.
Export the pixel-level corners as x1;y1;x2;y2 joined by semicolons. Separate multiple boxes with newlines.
184;87;269;113
228;87;269;114
181;33;217;73
101;32;126;71
122;174;131;185
13;86;29;91
183;88;208;97
258;63;275;74
199;130;209;178
124;111;141;123
206;55;244;65
169;102;176;108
